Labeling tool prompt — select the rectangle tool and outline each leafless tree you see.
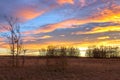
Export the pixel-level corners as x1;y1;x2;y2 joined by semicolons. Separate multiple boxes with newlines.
38;48;46;56
59;47;68;71
0;16;22;67
22;49;27;66
46;46;56;66
86;46;119;58
68;47;80;57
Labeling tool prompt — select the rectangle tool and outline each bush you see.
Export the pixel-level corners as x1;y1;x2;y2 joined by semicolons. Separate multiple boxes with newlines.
86;46;119;58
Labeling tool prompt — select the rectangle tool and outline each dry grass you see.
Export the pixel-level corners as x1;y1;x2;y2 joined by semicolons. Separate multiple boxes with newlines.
0;57;120;80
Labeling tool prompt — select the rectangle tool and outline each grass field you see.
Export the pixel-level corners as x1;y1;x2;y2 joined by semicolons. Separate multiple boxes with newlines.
0;57;120;80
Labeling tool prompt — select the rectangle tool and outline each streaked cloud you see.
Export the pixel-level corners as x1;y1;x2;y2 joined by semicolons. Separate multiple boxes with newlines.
97;36;110;40
91;4;120;22
57;0;74;5
23;36;37;42
23;19;91;34
23;3;120;35
22;39;120;50
40;35;52;39
16;8;45;21
73;26;120;35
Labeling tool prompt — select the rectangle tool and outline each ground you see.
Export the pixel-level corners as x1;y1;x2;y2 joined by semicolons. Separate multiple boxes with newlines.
0;57;120;80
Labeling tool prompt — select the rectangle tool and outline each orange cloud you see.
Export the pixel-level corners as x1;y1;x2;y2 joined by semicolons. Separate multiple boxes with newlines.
74;39;120;48
23;4;120;35
16;8;45;20
23;40;78;49
16;5;56;21
19;10;45;20
0;24;12;32
0;37;5;41
97;36;110;40
23;39;120;50
90;26;120;33
73;26;120;35
57;0;74;5
24;19;90;34
2;36;120;51
91;4;120;22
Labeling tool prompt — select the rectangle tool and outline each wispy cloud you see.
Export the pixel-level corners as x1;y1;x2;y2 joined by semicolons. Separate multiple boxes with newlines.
16;8;45;21
91;4;120;22
57;0;74;5
97;36;110;40
40;35;52;39
73;26;120;35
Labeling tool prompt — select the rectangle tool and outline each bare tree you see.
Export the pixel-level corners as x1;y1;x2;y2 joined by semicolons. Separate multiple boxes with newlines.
86;46;119;58
22;49;27;67
0;16;22;67
59;47;68;71
68;47;80;57
46;46;56;66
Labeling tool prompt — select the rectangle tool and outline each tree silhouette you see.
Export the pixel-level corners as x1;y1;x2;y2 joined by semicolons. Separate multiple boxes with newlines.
0;16;22;67
68;47;79;57
86;46;120;58
22;49;27;66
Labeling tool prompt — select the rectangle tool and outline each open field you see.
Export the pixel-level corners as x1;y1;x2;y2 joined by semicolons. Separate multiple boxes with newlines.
0;57;120;80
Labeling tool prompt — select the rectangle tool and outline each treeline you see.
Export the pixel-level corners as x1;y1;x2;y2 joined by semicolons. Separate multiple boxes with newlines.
86;46;120;58
39;46;80;57
38;45;120;58
38;46;79;71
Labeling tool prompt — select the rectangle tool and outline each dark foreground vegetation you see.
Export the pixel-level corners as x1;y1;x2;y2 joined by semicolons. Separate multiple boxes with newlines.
0;57;120;80
86;46;120;58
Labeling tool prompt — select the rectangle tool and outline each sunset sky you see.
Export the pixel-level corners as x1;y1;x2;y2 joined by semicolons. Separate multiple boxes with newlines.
0;0;120;54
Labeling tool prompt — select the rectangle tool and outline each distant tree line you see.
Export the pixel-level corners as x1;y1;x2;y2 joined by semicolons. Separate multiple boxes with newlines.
86;46;120;58
38;46;79;71
39;46;80;57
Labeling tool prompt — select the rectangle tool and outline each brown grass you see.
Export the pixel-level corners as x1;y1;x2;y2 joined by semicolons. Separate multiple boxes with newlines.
0;57;120;80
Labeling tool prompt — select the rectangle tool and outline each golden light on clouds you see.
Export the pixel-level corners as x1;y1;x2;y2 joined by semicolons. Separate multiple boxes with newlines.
92;4;120;22
86;26;120;34
97;36;110;40
73;26;120;35
57;0;74;5
23;4;120;35
76;40;120;48
24;19;91;35
21;39;120;50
